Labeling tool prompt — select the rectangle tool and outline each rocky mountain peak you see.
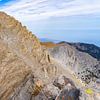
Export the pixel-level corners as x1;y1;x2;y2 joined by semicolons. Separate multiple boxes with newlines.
0;12;41;55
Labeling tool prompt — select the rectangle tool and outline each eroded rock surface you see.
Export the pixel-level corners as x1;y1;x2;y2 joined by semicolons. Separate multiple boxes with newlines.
0;12;63;100
48;43;100;85
34;75;80;100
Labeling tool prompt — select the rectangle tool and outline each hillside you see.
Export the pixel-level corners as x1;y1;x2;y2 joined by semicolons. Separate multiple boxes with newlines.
59;42;100;60
49;43;100;84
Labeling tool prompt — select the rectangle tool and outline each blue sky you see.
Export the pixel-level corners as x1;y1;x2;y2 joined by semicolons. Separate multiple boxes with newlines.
0;0;100;46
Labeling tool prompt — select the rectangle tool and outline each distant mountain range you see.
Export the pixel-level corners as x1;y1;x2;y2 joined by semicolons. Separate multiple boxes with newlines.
59;41;100;60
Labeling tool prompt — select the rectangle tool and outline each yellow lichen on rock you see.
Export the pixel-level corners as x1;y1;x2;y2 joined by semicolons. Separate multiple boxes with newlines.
85;88;94;95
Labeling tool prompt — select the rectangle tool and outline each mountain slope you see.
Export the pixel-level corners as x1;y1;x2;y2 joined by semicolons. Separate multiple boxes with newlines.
59;42;100;60
0;12;65;100
42;41;100;99
48;42;100;83
0;12;99;100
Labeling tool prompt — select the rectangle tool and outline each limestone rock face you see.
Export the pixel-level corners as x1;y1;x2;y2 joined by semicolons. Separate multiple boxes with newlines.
0;12;63;100
0;12;41;60
49;44;100;84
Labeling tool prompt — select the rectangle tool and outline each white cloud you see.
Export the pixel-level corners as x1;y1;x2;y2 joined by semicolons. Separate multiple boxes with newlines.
0;0;100;21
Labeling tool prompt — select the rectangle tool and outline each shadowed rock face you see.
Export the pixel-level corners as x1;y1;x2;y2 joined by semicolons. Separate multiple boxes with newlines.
59;42;100;60
48;43;100;84
34;75;80;100
54;76;80;100
70;43;100;60
56;89;80;100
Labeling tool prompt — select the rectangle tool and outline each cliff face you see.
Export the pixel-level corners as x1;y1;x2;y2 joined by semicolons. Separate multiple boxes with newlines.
67;42;100;60
0;41;32;100
0;12;41;100
0;12;41;59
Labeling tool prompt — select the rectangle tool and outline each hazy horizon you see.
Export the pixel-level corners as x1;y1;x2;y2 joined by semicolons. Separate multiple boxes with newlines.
0;0;100;46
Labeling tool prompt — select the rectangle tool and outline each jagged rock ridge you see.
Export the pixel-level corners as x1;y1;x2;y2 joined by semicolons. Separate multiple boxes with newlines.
0;12;64;100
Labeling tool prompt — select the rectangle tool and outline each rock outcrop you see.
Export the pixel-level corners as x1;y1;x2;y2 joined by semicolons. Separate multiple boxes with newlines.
0;12;64;100
65;42;100;60
48;43;100;84
34;75;80;100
